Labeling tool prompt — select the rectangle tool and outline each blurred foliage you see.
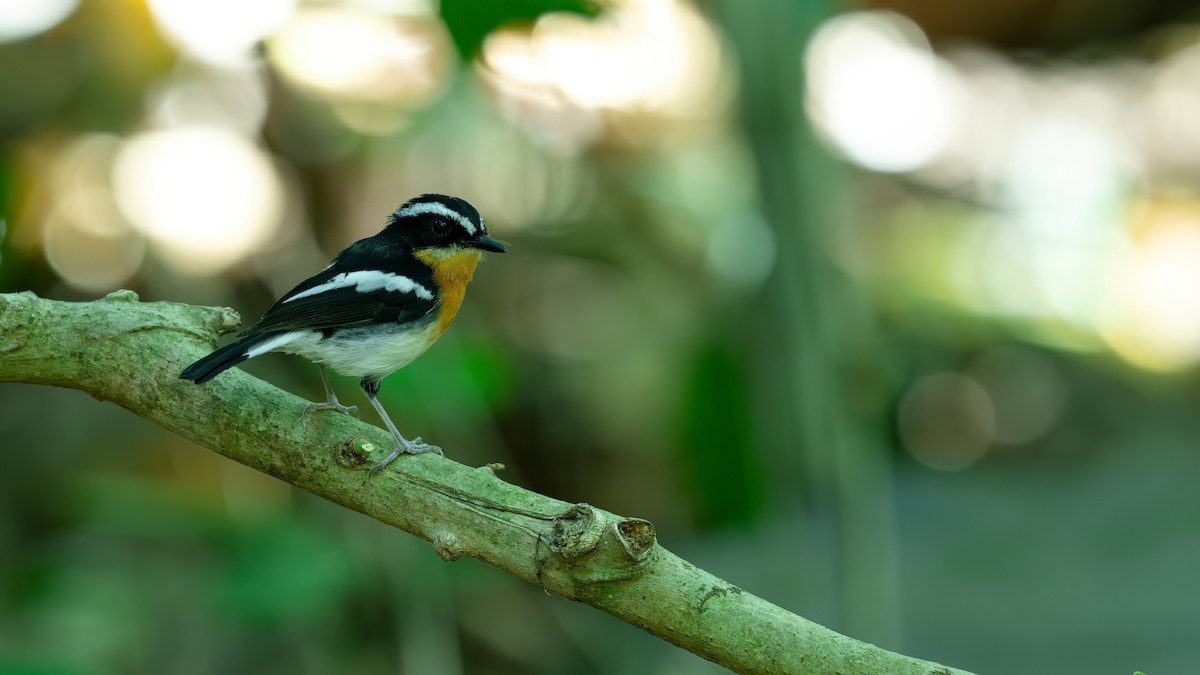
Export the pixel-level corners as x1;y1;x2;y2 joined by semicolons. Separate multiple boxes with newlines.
440;0;599;58
677;338;765;528
2;0;1200;674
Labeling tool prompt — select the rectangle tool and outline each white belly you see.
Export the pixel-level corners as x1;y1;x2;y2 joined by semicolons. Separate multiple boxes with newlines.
278;322;439;379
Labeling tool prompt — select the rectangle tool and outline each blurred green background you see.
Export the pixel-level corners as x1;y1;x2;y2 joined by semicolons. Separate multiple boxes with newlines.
3;0;1200;673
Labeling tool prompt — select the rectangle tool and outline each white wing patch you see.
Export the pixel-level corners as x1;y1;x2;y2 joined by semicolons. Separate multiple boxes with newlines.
284;271;434;304
394;201;478;235
245;330;307;359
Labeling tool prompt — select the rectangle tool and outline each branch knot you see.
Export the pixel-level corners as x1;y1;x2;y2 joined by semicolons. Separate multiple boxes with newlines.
550;503;604;559
434;531;463;561
103;290;140;302
616;518;655;561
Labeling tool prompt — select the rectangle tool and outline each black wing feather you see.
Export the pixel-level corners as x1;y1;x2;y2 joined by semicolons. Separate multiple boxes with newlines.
240;236;437;336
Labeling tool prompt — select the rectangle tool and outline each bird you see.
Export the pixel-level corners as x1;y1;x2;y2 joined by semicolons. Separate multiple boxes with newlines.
180;194;507;475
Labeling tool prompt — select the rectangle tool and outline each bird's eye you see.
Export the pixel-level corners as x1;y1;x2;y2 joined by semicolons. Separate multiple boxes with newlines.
431;219;451;236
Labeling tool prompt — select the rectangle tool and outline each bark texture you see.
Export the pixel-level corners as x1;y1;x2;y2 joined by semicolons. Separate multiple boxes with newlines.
0;291;972;675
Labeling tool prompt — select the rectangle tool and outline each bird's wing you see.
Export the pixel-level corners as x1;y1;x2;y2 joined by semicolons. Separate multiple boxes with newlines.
240;240;437;335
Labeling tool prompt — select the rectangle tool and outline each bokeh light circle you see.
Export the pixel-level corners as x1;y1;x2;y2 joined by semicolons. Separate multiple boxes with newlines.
112;127;286;275
898;372;995;471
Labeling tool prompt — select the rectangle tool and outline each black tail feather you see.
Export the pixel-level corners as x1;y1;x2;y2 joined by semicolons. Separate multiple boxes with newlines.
180;334;271;384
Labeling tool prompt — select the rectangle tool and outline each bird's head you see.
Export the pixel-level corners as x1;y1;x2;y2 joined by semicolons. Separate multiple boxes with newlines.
386;194;508;257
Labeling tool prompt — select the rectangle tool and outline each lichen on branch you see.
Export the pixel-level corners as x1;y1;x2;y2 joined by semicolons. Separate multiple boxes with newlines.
0;291;973;675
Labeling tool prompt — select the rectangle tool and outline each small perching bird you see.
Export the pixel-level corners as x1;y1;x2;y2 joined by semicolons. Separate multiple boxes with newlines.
180;194;507;475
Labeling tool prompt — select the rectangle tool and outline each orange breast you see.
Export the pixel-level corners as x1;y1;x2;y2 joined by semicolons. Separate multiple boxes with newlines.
416;248;483;339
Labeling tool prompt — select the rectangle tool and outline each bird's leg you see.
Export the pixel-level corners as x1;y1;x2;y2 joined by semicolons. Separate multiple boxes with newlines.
360;376;441;477
303;365;360;423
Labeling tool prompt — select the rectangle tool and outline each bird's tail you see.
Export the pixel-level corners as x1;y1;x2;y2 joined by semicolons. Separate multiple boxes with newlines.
180;333;282;384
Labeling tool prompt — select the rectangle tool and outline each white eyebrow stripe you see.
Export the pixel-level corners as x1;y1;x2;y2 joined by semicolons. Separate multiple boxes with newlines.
394;201;477;235
284;271;434;304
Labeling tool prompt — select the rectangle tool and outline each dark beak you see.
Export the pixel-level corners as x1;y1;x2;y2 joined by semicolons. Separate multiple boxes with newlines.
469;234;508;253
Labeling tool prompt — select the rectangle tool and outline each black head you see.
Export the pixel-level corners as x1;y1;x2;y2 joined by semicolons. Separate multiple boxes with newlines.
386;194;507;253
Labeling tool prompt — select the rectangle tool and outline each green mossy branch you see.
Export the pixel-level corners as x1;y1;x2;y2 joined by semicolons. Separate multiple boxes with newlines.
0;291;973;675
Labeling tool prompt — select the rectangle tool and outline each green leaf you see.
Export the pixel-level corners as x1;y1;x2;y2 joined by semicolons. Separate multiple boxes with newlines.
439;0;600;59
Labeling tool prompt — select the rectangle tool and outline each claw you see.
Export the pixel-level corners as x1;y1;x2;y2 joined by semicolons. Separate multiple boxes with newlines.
305;364;358;426
404;438;442;455
302;400;360;428
360;378;442;478
368;438;443;477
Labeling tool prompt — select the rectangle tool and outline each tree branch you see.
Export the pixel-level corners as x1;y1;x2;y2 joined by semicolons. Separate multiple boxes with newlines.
0;291;972;675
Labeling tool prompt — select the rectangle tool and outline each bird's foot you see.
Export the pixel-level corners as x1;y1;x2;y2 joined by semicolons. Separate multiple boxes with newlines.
405;437;443;455
302;400;360;427
368;437;443;477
